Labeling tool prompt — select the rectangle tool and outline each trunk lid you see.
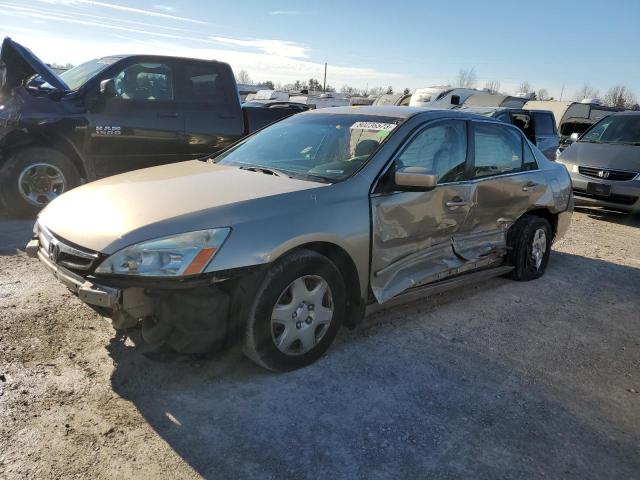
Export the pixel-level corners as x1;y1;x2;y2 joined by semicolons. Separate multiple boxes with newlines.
0;37;70;94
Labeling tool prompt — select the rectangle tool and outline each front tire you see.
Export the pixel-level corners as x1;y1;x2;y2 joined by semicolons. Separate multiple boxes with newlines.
0;147;81;217
506;214;552;281
243;249;346;372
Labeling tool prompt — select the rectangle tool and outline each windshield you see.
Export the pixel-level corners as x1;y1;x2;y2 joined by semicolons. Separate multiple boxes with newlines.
58;57;118;91
580;115;640;145
214;114;403;182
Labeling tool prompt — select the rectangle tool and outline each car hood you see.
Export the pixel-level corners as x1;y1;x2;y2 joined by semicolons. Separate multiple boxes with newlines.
559;141;640;172
38;160;327;253
0;37;69;94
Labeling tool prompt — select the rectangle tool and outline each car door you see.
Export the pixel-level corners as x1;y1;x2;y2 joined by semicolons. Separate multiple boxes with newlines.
370;119;474;303
458;121;547;261
530;111;559;160
86;60;186;178
176;60;244;159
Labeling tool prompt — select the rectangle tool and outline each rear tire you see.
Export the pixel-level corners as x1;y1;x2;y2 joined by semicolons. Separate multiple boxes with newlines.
506;214;552;281
0;147;81;217
243;249;346;372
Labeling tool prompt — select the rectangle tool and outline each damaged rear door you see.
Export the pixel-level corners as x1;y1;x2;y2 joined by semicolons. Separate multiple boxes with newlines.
370;119;475;303
455;121;547;261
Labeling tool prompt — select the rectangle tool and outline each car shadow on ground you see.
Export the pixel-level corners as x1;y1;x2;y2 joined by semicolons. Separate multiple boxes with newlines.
574;205;640;227
0;215;35;256
106;251;640;480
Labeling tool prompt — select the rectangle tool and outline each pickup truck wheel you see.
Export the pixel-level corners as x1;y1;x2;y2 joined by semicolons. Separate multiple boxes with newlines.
243;249;346;372
0;147;81;217
506;215;552;281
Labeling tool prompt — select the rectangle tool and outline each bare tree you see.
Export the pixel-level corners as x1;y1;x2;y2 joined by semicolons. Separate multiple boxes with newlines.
518;81;533;95
456;67;477;88
603;85;637;109
368;86;386;96
537;88;550;101
235;70;253;85
484;80;501;94
574;83;600;101
340;85;361;96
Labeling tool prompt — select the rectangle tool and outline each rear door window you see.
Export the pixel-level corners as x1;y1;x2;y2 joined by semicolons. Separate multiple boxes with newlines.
472;123;524;179
181;62;229;104
532;112;556;135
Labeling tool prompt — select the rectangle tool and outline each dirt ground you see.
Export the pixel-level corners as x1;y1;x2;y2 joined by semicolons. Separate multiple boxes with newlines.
1;207;639;480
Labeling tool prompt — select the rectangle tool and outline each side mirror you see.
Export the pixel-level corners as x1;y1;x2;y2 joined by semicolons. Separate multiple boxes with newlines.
568;132;580;143
99;78;117;98
395;166;438;190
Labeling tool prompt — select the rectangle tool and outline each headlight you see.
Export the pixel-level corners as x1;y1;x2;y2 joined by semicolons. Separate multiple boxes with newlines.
95;228;230;277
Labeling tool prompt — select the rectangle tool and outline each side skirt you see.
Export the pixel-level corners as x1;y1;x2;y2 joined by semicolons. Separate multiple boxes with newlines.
365;265;514;317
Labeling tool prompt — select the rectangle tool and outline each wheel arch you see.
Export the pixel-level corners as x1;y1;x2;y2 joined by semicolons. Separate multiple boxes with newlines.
289;241;365;328
522;208;558;238
1;130;88;180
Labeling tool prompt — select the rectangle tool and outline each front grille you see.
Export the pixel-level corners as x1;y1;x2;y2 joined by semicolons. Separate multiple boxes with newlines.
578;166;638;181
573;188;638;206
38;225;99;272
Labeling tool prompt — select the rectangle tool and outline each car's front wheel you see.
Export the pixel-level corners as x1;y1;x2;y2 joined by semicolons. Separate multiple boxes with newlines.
507;214;552;281
243;249;346;372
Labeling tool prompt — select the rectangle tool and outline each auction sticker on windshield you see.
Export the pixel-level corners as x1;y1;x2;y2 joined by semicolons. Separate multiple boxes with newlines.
350;122;398;131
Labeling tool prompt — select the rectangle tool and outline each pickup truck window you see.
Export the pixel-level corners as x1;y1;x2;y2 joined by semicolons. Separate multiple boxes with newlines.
113;62;173;101
396;121;467;183
215;114;402;182
183;63;228;104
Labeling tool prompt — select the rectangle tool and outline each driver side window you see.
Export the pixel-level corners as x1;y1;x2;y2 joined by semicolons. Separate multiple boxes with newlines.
396;121;467;183
112;62;174;101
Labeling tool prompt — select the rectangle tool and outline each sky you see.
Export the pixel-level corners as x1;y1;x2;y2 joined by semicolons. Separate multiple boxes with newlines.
1;0;639;99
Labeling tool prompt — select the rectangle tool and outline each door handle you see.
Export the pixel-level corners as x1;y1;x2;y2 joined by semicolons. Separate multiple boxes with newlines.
157;112;179;118
522;181;538;192
445;197;470;208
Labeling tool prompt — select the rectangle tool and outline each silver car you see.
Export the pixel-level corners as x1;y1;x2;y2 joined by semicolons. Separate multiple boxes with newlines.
557;111;640;213
26;107;573;371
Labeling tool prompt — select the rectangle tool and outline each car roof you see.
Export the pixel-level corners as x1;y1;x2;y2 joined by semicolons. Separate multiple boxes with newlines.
611;110;640;116
305;105;489;121
97;54;228;65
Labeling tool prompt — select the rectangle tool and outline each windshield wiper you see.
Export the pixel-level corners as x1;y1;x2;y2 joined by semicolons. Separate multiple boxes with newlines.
238;165;289;177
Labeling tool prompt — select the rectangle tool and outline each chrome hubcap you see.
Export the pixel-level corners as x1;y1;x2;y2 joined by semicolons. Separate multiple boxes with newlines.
270;275;334;356
531;228;547;270
18;163;66;207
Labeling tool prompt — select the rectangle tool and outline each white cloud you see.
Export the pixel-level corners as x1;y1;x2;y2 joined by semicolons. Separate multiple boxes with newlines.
154;5;175;13
210;36;309;59
269;10;305;16
0;27;402;89
35;0;206;24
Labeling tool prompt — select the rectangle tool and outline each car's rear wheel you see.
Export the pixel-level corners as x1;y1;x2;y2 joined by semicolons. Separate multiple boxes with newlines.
0;147;81;217
243;249;346;372
506;214;552;281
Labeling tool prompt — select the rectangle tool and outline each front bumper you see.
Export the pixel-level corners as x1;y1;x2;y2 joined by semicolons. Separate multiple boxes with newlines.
565;171;640;212
26;238;121;310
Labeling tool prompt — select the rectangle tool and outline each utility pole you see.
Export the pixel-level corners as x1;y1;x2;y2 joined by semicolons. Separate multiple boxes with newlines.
559;84;564;101
323;62;327;93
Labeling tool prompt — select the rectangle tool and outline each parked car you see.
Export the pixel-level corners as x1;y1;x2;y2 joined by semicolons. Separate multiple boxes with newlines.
409;86;481;108
460;107;559;160
524;99;622;154
0;37;301;216
26;106;573;371
372;93;412;106
557;111;640;213
461;93;528;109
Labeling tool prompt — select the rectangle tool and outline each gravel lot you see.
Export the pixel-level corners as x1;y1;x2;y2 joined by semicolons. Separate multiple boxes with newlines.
1;207;639;479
